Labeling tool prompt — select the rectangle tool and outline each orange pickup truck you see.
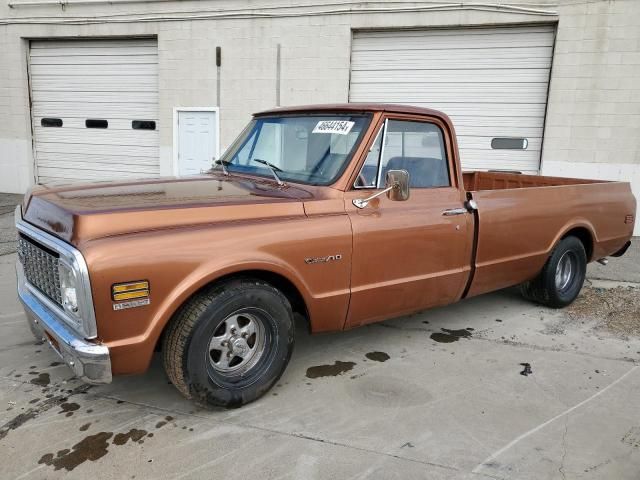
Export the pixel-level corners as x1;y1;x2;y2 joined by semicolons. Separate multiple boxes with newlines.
16;104;635;408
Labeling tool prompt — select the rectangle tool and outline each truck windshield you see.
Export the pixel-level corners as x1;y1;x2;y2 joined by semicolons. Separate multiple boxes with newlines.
221;114;371;185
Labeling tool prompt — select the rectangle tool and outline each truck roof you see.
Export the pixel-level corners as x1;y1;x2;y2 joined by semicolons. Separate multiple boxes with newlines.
255;103;450;121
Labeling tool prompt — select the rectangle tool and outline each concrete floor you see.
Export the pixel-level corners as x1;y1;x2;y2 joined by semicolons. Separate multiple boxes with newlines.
1;244;639;480
1;195;639;479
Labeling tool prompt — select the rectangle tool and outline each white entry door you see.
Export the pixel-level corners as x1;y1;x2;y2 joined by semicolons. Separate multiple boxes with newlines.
176;110;219;176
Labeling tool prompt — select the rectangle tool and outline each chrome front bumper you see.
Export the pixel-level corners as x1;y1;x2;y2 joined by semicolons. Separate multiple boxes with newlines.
17;263;112;384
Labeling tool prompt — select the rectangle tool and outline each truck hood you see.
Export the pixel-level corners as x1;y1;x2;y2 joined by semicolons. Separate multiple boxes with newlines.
22;174;314;245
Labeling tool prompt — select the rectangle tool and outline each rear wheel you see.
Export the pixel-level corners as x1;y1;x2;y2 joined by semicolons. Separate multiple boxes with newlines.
520;236;587;308
163;278;295;408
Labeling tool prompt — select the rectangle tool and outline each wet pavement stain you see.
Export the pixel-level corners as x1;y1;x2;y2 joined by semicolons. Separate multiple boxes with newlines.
50;361;62;367
30;373;50;386
113;429;148;446
59;402;80;417
430;328;473;343
306;361;356;378
38;432;113;471
79;423;91;432
520;363;533;376
155;416;174;429
0;384;92;441
365;352;390;362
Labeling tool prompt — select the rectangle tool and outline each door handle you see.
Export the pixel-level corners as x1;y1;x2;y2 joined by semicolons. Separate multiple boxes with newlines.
442;208;467;216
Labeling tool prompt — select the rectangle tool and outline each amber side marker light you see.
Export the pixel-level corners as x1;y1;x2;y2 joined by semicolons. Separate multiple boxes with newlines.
112;281;150;301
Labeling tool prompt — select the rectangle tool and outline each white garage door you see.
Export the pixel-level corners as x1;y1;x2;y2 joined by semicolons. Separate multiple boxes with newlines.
29;38;159;184
349;25;555;173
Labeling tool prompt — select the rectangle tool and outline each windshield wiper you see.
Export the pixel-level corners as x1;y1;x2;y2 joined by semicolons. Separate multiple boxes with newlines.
213;159;230;176
252;158;285;186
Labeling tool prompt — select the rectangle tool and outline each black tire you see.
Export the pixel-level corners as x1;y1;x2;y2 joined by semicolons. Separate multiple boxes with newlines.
163;278;294;409
520;236;587;308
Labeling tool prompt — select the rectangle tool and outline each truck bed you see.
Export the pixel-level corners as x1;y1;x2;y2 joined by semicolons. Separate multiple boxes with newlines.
463;171;604;192
463;171;635;299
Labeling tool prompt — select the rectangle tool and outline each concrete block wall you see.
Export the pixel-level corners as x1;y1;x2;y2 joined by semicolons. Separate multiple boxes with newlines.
542;0;640;233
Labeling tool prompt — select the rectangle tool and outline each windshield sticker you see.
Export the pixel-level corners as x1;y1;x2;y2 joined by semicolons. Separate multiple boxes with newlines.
312;120;355;135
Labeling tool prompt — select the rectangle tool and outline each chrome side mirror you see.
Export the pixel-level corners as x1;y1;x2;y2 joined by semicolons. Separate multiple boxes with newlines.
352;169;411;209
385;169;410;202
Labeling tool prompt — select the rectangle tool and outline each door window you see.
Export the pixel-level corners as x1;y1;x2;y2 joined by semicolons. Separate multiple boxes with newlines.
356;119;450;188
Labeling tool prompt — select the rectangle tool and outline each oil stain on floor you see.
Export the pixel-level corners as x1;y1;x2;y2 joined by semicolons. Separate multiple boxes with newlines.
430;328;473;343
365;352;390;362
306;361;356;378
39;432;113;471
58;402;80;417
29;373;50;387
113;428;148;446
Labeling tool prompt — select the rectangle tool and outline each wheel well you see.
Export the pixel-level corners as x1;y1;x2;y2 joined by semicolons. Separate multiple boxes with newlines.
562;227;593;261
155;270;310;352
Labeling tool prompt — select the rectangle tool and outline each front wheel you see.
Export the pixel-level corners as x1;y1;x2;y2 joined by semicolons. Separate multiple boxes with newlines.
163;278;295;408
520;236;587;308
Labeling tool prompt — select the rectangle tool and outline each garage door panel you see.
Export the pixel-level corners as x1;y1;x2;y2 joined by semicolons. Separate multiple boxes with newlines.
32;91;158;104
350;26;554;173
30;54;158;66
30;64;158;76
349;83;548;104
350;68;551;84
457;136;542;151
38;162;158;176
349;100;548;119
31;39;157;49
30;76;157;91
30;46;158;57
454;125;543;137
36;141;158;158
34;119;157;131
37;170;158;184
30;38;159;184
351;57;552;71
32;104;157;119
34;128;158;146
353;32;554;51
36;151;160;167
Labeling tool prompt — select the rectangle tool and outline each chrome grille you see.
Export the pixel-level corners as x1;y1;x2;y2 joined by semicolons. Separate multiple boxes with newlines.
17;235;62;306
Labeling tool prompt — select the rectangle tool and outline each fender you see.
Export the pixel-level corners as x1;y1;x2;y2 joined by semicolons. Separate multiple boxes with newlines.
550;219;597;261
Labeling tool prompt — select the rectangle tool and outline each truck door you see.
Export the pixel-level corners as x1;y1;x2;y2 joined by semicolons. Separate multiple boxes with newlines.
344;115;473;328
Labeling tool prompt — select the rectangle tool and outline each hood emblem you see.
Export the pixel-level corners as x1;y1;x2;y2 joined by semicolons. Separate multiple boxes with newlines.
305;254;342;265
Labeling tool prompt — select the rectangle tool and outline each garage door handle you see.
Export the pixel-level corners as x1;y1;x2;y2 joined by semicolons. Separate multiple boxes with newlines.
442;208;467;216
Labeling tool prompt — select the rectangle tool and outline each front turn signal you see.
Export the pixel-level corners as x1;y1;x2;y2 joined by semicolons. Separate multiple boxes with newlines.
112;281;149;301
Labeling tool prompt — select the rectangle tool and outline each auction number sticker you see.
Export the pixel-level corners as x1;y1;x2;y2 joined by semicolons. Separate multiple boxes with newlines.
312;120;355;135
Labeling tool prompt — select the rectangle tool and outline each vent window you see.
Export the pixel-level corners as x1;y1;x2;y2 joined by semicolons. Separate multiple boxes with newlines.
86;119;108;129
132;120;156;130
41;118;63;127
491;138;528;150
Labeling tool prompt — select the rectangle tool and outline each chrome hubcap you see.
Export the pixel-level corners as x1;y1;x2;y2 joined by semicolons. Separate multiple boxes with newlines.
555;252;574;291
208;311;265;374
